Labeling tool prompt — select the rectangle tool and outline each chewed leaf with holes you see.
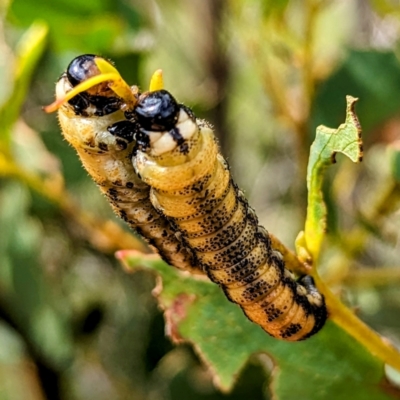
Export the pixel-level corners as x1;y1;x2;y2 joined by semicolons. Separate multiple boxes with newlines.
303;96;363;262
118;251;395;399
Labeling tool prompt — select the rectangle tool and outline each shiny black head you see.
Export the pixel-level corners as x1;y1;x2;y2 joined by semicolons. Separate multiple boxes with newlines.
66;54;98;87
64;54;121;117
134;90;179;131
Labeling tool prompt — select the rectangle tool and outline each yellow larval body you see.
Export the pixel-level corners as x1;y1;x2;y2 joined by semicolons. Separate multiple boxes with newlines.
134;97;327;340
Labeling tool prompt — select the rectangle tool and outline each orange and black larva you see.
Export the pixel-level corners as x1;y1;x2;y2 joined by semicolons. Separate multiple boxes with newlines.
54;55;197;272
132;90;327;340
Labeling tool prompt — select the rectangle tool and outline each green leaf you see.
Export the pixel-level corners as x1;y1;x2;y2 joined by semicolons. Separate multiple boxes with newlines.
389;144;400;183
119;251;396;399
7;0;143;53
304;96;363;261
0;20;48;147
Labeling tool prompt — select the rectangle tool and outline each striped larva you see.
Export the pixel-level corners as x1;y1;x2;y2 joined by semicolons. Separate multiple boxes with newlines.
132;89;327;341
47;55;198;272
46;54;327;340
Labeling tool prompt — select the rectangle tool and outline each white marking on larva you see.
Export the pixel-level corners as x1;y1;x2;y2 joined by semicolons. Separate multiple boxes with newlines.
177;117;197;140
177;108;189;123
151;131;178;155
306;292;323;307
56;76;70;100
296;285;308;296
273;250;284;262
176;109;197;140
148;131;163;144
147;109;198;156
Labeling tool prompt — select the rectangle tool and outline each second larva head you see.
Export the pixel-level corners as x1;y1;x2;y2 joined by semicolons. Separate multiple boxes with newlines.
134;90;198;156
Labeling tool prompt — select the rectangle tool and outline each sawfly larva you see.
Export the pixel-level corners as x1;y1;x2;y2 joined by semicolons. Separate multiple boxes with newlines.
46;55;327;340
45;54;198;272
132;89;327;341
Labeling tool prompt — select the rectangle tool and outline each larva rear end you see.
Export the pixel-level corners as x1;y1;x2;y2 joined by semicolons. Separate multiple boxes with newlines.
133;90;327;341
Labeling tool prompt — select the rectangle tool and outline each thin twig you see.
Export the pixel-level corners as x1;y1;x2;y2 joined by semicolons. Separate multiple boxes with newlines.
314;272;400;371
0;155;149;254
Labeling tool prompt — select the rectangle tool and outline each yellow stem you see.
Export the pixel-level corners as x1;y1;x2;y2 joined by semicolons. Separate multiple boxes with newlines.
313;272;400;371
269;234;310;275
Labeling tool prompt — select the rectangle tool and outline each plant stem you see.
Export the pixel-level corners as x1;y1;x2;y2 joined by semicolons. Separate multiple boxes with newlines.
269;233;310;275
0;154;149;254
313;271;400;371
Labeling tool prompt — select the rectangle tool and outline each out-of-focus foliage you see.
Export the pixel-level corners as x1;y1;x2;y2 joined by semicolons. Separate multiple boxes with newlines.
1;0;400;399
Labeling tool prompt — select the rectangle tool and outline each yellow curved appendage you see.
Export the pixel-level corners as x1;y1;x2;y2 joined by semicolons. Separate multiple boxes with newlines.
149;69;164;92
94;58;137;108
44;57;136;113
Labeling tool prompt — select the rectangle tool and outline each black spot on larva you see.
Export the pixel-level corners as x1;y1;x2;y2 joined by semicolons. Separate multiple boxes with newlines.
281;323;302;339
84;137;96;148
179;142;189;155
68;92;90;116
123;110;135;120
107;188;119;201
135;129;150;152
69;93;121;117
98;142;108;151
107;120;137;143
126;182;134;189
135;226;143;238
116;139;128;150
91;95;121;116
147;213;155;222
170;127;185;145
119;210;128;222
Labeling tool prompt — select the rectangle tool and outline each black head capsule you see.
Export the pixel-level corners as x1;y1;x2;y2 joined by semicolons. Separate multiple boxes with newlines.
66;54;98;87
107;120;137;144
134;90;180;131
65;54;121;116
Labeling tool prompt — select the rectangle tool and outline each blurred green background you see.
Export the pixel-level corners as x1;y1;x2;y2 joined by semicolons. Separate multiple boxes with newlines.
1;0;400;399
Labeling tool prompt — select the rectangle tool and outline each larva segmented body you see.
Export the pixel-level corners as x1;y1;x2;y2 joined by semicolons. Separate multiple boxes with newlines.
55;55;197;272
132;90;327;340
